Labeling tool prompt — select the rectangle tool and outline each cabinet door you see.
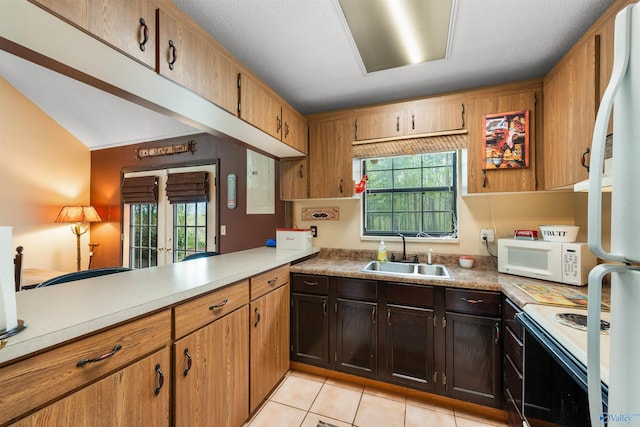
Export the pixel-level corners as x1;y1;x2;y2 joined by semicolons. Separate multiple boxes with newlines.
282;104;308;153
354;109;405;141
308;118;353;198
250;283;290;412
542;35;597;189
11;348;171;427
291;293;330;367
239;73;282;140
87;0;157;69
174;306;249;427
445;312;502;408
405;98;465;135
280;158;309;200
30;0;88;29
385;304;434;391
466;83;540;193
335;298;378;377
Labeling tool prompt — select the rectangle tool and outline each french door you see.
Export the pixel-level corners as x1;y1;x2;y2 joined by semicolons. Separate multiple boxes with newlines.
122;165;217;268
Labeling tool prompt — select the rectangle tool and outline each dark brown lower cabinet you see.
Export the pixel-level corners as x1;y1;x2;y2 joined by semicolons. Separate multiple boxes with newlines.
385;304;434;390
291;293;329;366
445;311;502;407
335;298;378;376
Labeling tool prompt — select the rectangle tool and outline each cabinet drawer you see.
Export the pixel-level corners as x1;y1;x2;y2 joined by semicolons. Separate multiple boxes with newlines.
336;277;377;301
0;310;171;426
386;283;434;308
445;289;501;316
505;356;523;412
174;280;249;339
504;327;523;374
250;264;290;300
291;274;329;295
503;297;523;339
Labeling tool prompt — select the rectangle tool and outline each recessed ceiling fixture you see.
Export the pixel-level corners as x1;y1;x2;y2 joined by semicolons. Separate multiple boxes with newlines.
337;0;454;73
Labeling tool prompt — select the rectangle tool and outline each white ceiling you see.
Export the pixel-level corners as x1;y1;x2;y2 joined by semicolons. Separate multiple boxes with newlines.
0;0;615;149
174;0;614;115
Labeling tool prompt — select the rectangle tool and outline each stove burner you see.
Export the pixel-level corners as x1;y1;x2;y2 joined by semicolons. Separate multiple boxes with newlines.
553;313;610;334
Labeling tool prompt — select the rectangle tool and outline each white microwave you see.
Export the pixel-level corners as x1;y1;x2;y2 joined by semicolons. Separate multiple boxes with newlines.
497;238;597;286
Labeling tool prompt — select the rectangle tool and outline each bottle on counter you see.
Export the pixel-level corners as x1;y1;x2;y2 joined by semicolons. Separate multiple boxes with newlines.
377;239;388;262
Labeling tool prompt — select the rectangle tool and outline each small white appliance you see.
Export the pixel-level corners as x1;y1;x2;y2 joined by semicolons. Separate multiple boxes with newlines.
497;238;596;285
587;3;640;426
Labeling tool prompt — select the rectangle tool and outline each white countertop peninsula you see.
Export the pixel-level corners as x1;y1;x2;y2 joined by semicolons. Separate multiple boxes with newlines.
1;246;319;365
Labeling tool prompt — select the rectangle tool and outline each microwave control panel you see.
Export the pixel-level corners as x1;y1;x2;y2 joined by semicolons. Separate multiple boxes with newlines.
562;243;596;285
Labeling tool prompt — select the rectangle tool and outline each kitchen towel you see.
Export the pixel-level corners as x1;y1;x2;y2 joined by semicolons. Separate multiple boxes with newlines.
0;227;18;332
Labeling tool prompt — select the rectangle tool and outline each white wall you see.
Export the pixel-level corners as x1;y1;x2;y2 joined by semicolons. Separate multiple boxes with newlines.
293;191;583;257
0;77;91;271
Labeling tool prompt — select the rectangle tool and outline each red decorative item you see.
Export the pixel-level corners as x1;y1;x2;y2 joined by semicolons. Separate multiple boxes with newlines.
354;175;368;194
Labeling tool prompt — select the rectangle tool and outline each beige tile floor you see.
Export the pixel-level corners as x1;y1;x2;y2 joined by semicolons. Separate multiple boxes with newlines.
245;370;509;427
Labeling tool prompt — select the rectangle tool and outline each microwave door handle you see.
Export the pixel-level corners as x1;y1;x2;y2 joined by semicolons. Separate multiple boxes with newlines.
587;264;627;427
588;5;632;263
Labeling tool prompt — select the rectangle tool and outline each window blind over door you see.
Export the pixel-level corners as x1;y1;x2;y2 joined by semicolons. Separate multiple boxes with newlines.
165;171;209;203
121;175;158;204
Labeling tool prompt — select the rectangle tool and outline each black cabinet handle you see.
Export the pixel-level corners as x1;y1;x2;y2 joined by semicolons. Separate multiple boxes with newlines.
139;18;149;51
396;115;400;132
303;280;318;286
461;298;484;304
371;306;377;323
183;348;192;377
209;298;228;310
581;147;590;172
254;307;261;327
298;164;304;178
323;301;327;316
276;116;282;134
154;364;164;395
76;344;122;367
494;323;501;344
284;122;290;138
339;178;344;194
387;309;391;326
411;113;415;130
168;40;177;70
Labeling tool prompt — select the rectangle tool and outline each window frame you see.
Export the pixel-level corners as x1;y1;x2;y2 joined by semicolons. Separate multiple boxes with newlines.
360;151;459;239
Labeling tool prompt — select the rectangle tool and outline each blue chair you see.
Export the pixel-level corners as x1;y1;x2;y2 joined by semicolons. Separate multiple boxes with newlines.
36;267;132;288
181;251;220;261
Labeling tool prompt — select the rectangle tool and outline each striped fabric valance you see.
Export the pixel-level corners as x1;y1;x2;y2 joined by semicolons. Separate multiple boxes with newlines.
352;131;467;159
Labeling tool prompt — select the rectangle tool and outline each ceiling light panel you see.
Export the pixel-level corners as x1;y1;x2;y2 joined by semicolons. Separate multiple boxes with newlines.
338;0;453;73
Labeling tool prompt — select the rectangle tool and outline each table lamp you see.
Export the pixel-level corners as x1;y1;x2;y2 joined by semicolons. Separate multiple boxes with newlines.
55;206;102;271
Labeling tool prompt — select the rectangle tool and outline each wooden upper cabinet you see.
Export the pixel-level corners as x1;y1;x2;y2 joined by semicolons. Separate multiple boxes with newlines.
466;81;541;194
282;104;308;153
157;8;239;114
354;108;406;141
308;117;353;198
86;0;157;69
542;35;597;190
280;157;309;200
239;73;308;154
405;97;465;135
30;0;89;29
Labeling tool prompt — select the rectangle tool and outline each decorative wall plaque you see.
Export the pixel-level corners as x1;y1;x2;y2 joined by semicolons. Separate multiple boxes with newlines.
301;207;340;221
136;140;196;159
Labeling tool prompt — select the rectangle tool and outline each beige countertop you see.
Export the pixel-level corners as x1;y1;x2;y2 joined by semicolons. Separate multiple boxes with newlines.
1;246;319;365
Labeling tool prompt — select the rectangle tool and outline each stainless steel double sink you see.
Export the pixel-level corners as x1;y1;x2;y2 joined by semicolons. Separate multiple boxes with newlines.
362;261;451;279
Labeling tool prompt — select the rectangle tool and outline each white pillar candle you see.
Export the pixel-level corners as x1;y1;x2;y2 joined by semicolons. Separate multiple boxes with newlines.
0;227;18;332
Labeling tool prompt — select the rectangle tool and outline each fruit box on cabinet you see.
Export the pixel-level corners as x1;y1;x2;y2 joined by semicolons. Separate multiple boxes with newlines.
276;228;313;250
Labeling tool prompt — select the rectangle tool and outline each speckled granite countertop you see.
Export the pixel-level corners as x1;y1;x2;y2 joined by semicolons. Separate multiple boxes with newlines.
291;249;610;309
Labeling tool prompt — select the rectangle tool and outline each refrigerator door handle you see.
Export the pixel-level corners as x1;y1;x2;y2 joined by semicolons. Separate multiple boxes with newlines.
588;5;633;263
587;263;627;427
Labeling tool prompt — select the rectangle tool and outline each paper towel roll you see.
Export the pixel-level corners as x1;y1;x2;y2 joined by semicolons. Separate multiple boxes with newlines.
0;227;18;332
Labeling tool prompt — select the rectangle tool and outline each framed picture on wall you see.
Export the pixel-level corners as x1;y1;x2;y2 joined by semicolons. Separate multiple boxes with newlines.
482;110;529;169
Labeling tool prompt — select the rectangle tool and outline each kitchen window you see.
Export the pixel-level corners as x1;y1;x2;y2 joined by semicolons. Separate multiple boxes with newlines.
362;152;457;238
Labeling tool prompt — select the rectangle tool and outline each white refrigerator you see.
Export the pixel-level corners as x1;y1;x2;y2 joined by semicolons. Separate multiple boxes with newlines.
587;2;640;426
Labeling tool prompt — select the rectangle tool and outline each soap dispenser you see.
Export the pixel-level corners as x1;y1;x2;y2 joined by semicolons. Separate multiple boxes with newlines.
377;239;388;262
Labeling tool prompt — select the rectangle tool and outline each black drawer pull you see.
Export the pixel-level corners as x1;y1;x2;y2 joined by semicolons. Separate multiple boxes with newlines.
267;277;278;286
76;344;122;367
139;17;149;51
168;40;177;70
303;280;318;286
209;298;228;310
461;298;484;304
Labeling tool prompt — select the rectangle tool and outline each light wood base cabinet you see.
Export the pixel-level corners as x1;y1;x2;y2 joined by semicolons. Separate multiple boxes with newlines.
174;306;249;427
11;347;171;427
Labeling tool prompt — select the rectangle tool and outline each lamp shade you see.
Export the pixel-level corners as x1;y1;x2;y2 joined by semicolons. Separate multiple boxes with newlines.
55;206;102;223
